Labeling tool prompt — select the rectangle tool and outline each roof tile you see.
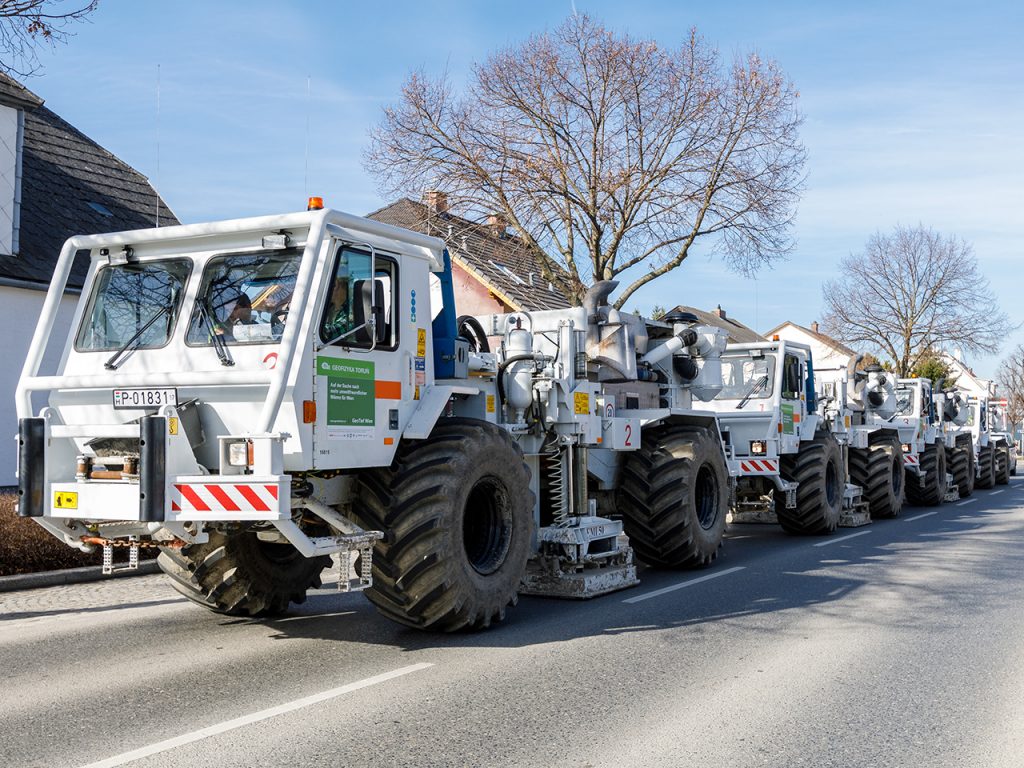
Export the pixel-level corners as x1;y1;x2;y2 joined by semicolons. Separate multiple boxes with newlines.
0;76;178;289
368;198;571;312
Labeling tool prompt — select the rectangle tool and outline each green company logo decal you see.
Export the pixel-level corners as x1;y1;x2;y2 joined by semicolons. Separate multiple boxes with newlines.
781;403;795;434
316;356;375;427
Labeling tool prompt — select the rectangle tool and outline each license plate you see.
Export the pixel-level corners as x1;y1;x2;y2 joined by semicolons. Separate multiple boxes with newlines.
112;388;178;410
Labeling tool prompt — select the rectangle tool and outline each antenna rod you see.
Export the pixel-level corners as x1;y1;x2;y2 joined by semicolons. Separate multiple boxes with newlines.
304;75;311;200
155;64;161;227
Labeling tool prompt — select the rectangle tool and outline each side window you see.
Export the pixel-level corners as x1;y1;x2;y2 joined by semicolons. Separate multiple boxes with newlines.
320;247;398;349
782;354;802;400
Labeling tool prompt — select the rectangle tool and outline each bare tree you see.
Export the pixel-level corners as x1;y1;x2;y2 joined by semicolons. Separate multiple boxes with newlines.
821;224;1013;377
366;14;804;307
996;345;1024;423
0;0;97;76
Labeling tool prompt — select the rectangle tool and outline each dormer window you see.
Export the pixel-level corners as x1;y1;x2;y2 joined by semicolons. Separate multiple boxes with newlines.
87;201;113;217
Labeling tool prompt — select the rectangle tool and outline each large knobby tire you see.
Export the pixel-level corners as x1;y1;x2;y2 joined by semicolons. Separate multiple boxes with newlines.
849;431;904;519
617;424;729;569
905;441;946;507
976;444;996;489
948;435;974;498
995;444;1011;485
776;431;844;535
158;530;329;616
351;419;533;632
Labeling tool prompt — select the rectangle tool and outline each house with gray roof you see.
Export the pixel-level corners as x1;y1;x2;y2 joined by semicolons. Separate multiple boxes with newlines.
668;304;764;344
0;73;177;485
368;194;571;317
768;320;858;385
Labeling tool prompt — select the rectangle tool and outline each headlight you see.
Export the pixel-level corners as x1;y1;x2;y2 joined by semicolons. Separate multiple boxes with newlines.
228;439;254;468
750;440;767;455
901;443;912;453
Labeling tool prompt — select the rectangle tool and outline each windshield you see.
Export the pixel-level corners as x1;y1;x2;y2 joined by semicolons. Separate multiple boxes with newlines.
186;249;300;346
716;353;776;400
894;386;915;416
75;259;191;352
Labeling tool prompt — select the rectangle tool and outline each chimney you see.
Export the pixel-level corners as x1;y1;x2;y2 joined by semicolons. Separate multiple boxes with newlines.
811;321;819;333
487;213;507;237
424;190;448;213
713;304;726;320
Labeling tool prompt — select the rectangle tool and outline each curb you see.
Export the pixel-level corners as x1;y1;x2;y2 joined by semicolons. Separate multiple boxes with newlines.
0;559;161;593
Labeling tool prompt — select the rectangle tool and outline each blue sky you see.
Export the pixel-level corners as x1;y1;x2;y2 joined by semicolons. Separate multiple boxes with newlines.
24;0;1024;377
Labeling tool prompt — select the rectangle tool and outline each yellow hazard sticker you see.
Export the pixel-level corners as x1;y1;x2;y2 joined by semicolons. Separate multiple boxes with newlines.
486;394;495;413
168;417;179;436
574;392;590;415
54;491;78;510
417;328;426;357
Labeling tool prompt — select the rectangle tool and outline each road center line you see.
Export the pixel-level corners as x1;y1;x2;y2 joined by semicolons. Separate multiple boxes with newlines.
956;498;978;506
78;663;434;768
812;530;872;547
905;511;938;522
622;566;745;604
989;489;1004;495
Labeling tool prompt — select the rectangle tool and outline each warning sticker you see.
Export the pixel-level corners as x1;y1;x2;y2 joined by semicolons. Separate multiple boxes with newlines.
574;392;590;415
416;328;426;357
54;491;78;510
317;356;375;439
486;395;495;413
168;417;179;436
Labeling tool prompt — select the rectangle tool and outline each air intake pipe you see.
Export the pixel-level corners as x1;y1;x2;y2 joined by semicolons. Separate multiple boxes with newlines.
582;280;618;348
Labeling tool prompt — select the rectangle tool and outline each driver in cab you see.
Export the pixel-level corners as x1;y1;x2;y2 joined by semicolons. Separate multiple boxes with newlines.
322;276;353;341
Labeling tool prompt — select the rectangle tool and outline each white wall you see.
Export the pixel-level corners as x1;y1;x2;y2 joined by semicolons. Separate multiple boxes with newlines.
774;324;854;385
940;352;994;399
0;285;78;486
0;104;18;255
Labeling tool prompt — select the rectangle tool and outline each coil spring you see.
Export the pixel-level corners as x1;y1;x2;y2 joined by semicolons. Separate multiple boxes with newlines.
545;439;569;526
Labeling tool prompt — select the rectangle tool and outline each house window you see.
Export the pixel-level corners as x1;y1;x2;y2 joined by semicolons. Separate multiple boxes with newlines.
87;201;113;217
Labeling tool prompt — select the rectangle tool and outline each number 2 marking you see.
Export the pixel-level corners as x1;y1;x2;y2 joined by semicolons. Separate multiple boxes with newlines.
624;424;633;447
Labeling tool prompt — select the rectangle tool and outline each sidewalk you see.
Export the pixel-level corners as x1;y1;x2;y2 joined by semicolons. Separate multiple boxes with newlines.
0;560;161;592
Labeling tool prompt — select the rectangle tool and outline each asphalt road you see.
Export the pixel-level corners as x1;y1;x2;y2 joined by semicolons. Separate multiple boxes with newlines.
3;479;1024;768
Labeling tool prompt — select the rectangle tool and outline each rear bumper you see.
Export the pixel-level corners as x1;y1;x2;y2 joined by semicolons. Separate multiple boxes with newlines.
44;476;290;522
17;414;289;523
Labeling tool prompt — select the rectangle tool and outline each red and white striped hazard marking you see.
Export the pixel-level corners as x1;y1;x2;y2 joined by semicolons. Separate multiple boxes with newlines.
171;483;280;513
739;459;778;474
903;454;919;467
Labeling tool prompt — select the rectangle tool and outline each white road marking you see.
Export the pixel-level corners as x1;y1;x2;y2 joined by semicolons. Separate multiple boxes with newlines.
905;511;938;522
957;498;978;506
0;598;189;633
989;490;1005;496
812;530;872;547
271;610;357;623
78;663;434;768
622;566;745;604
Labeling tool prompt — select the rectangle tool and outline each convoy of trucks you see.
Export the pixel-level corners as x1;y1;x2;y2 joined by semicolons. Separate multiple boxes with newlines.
13;205;1019;632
